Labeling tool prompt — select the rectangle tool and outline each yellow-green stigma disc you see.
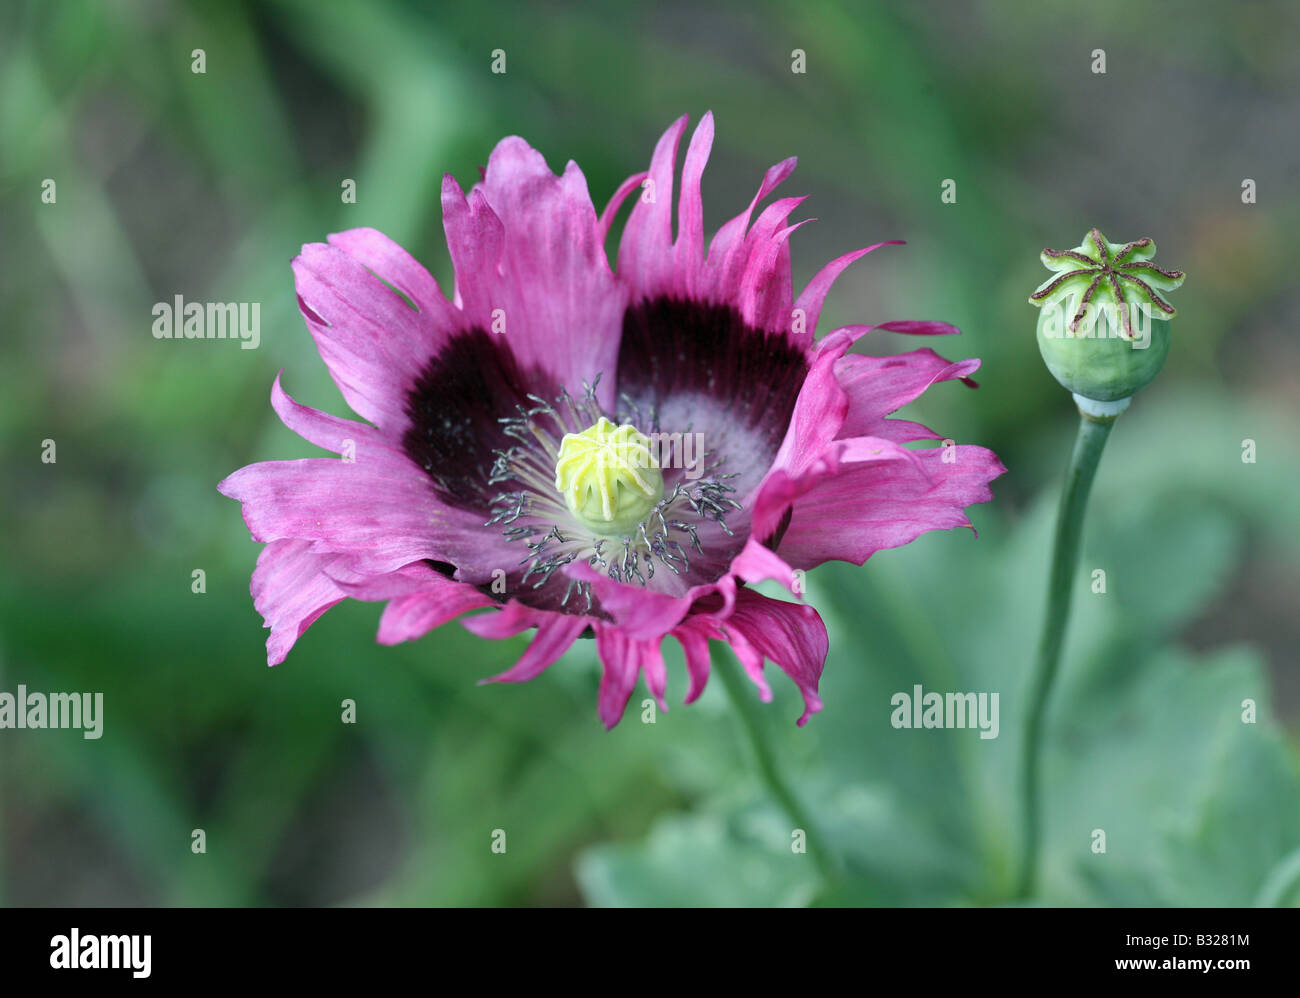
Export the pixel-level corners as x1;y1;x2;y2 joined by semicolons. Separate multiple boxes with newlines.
554;417;663;536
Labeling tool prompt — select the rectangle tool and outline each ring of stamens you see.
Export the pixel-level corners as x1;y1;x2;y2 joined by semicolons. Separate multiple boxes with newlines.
485;376;741;610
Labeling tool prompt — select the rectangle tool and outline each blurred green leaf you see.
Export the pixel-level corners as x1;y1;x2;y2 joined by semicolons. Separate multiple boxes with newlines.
577;390;1300;906
577;807;820;908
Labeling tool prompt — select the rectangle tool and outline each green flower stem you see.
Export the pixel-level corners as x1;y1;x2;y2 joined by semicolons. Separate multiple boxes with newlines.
1015;405;1119;899
713;650;840;886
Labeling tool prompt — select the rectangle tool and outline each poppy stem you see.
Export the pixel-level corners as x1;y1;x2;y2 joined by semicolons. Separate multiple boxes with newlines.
1015;403;1120;899
713;648;840;887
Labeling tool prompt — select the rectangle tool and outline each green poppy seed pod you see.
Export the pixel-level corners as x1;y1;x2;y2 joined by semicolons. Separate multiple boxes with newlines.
1029;229;1185;409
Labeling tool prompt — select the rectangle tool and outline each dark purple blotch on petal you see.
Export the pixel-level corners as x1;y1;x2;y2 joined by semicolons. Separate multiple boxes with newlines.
401;328;553;512
616;296;809;473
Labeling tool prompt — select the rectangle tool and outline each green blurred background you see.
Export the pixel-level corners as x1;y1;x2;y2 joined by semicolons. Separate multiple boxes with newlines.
2;0;1298;906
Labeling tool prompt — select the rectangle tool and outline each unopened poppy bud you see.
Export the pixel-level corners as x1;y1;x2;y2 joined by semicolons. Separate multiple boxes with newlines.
1029;228;1185;406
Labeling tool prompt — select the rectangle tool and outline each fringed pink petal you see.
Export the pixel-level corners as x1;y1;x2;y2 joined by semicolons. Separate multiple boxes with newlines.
672;618;716;704
722;589;828;726
324;558;450;599
730;536;801;594
471;138;624;402
872;320;963;336
270;372;374;455
326;227;459;332
759;327;854;493
717;195;806;305
643;640;669;712
293;241;448;435
725;625;773;702
793;240;903;341
672;111;714;297
836;348;982;443
217;454;488;578
377;582;495;646
593;626;669;728
565;561;703;640
599;171;649;241
481;612;591;684
737;218;813;333
773;441;1005;568
460;598;544;640
251;539;349;666
440;175;506;322
618;114;688;300
705;156;798;268
750;435;932;549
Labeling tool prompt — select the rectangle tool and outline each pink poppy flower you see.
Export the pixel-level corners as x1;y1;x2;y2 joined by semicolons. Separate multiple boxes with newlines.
218;113;1005;728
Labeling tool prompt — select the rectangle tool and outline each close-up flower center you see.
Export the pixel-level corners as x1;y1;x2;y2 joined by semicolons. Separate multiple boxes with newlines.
480;373;742;610
554;417;665;537
213;109;1012;736
396;299;814;614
